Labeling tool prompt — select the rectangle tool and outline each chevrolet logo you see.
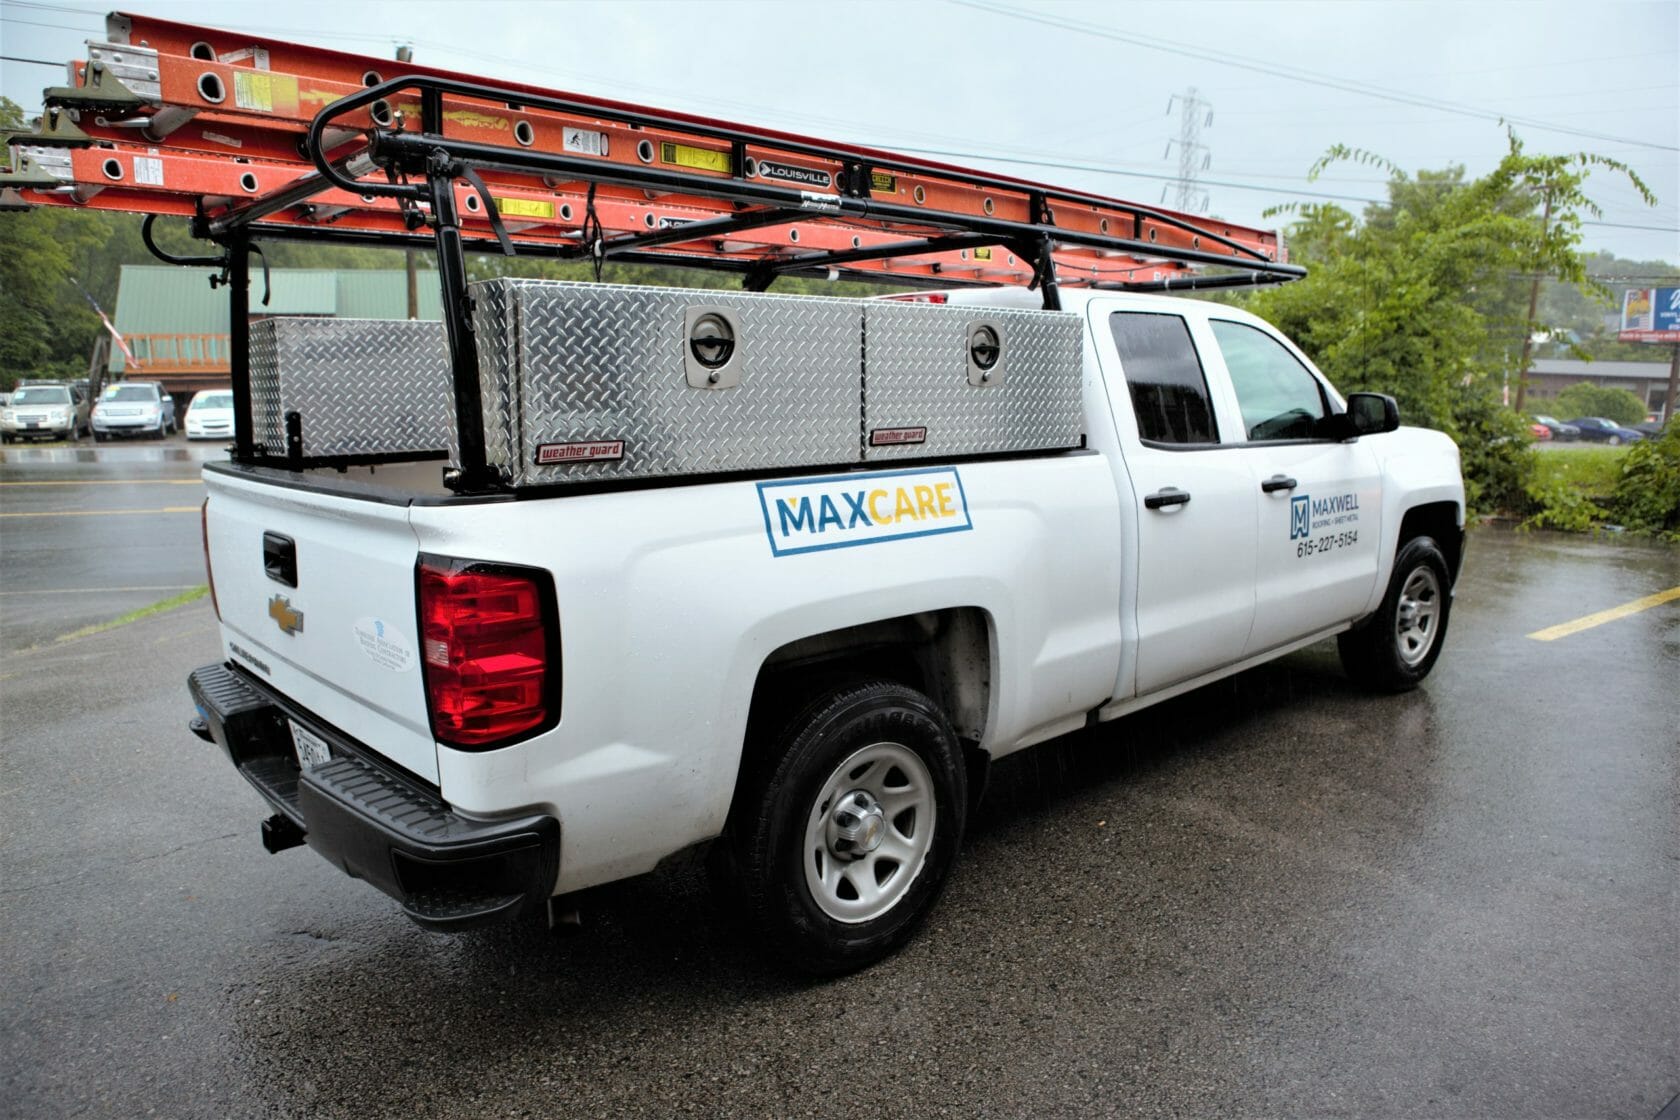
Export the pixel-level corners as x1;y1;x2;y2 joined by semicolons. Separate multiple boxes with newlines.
267;594;304;636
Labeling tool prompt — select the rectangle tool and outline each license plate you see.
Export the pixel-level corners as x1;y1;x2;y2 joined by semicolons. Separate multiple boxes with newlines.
288;720;332;770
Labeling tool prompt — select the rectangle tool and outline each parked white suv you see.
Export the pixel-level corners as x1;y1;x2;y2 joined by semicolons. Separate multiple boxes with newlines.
1;384;90;442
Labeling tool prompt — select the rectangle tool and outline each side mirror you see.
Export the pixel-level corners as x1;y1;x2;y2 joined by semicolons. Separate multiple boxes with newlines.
1331;392;1400;440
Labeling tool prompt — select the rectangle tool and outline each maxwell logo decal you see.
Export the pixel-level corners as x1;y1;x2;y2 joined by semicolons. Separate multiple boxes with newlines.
1290;495;1311;540
1291;491;1361;538
758;468;972;557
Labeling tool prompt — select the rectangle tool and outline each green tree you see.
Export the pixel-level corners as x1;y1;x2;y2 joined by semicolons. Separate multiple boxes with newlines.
1;98;101;383
1240;134;1656;514
1552;382;1647;426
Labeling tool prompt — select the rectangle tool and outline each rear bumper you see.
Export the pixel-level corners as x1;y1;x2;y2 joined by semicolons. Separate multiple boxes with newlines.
188;662;559;930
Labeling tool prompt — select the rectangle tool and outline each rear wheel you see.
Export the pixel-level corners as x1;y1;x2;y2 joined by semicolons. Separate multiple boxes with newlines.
720;681;967;975
1338;535;1452;692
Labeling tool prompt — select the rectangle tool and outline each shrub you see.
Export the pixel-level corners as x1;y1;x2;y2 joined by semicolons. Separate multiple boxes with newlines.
1609;423;1680;538
1450;390;1533;515
1551;381;1648;427
1522;473;1600;532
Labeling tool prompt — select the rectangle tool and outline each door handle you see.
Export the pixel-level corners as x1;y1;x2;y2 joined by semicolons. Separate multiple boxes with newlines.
1261;474;1299;493
1144;487;1191;510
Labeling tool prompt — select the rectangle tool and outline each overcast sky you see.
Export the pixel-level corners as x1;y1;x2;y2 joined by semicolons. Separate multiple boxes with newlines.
3;0;1676;267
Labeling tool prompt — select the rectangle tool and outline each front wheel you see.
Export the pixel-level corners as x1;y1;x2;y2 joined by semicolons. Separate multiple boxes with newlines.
1338;535;1452;692
721;681;967;975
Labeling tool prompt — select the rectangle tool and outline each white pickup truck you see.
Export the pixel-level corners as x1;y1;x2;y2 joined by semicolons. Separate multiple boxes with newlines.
189;283;1463;973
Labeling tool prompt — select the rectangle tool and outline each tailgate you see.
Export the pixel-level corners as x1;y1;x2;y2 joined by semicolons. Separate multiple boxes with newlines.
203;469;438;784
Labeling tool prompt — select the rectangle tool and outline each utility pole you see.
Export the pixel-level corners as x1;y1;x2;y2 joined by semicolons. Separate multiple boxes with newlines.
1512;190;1555;415
1665;343;1678;425
398;43;419;321
1162;88;1212;214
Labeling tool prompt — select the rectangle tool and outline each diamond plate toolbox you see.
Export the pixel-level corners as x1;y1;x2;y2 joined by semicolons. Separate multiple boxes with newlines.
862;302;1083;460
469;280;862;485
249;318;451;458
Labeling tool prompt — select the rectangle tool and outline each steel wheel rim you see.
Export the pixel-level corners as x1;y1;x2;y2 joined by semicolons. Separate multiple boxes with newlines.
1394;565;1442;667
803;741;937;924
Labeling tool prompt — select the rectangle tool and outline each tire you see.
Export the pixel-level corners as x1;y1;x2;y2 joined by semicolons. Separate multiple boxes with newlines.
66;423;79;443
720;680;967;975
1607;435;1621;446
1338;535;1452;693
94;431;108;443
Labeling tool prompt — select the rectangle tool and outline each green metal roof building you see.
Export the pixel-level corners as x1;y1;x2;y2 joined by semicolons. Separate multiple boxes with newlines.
111;265;442;388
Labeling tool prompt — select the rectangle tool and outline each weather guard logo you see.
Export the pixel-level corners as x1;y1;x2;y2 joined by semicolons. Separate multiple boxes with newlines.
758;467;972;557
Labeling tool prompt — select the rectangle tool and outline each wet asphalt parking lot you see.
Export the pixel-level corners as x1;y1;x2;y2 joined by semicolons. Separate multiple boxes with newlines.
1;447;1676;1119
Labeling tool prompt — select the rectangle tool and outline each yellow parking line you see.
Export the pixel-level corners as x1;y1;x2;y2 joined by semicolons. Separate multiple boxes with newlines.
0;479;203;486
0;506;201;518
1527;586;1680;641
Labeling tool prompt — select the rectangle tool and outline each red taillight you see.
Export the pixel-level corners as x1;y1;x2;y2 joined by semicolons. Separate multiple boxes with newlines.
417;556;557;749
883;292;949;304
201;498;220;620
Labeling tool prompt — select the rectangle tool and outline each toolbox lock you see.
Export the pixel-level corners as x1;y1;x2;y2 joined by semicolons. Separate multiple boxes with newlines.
967;320;1006;387
684;306;742;389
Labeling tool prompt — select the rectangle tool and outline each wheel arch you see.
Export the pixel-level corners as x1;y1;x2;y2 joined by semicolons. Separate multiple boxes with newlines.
730;607;995;821
1397;500;1464;587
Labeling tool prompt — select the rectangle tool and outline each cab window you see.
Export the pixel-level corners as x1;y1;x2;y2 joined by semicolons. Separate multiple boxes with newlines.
1210;319;1328;441
1108;312;1217;445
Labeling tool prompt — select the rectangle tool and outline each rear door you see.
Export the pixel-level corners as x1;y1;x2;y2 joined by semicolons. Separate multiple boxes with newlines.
203;467;438;783
1098;307;1256;694
1202;317;1382;655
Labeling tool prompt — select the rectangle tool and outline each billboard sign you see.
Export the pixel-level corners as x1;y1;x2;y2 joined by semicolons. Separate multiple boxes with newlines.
1619;287;1680;343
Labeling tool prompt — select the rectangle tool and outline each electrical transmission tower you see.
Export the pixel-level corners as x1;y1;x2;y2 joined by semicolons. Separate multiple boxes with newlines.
1162;88;1213;213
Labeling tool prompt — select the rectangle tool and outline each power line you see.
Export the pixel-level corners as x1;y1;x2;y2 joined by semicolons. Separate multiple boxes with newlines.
892;144;1678;233
0;55;65;68
0;15;93;32
948;0;1679;154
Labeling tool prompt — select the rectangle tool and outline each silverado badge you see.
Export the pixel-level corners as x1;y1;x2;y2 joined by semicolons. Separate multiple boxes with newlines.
268;594;305;636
